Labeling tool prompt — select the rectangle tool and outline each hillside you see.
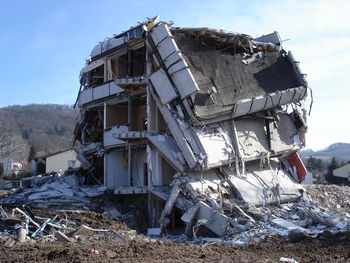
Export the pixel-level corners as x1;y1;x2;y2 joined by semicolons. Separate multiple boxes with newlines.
300;143;350;163
0;104;77;161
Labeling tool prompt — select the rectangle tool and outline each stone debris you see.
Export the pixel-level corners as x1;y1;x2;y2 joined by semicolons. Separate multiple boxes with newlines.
279;257;299;263
0;181;14;190
0;182;349;248
0;174;107;210
103;208;122;220
1;170;349;247
150;182;350;245
0;206;124;246
304;184;350;215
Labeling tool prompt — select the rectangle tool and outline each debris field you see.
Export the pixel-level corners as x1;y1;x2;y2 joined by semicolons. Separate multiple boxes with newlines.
1;180;350;262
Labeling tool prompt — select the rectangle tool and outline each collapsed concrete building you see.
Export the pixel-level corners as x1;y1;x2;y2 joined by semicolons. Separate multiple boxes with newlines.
73;17;310;236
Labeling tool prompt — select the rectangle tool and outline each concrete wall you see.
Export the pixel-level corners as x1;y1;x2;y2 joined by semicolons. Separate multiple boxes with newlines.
333;163;350;180
132;150;147;186
105;149;147;189
105;150;129;189
46;150;80;173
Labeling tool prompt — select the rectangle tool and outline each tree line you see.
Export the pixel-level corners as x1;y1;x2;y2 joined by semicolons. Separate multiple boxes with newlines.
305;156;343;175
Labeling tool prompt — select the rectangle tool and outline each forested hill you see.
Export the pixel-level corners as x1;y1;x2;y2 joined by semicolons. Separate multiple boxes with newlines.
0;104;77;161
300;143;350;163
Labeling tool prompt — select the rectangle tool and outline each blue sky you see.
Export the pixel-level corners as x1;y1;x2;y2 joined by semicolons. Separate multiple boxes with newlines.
0;0;349;150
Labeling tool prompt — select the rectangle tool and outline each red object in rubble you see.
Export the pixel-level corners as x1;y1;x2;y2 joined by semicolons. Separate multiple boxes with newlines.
287;152;307;182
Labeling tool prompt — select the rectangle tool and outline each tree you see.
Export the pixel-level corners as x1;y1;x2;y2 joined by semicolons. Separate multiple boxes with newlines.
37;160;46;174
327;156;340;175
315;158;326;172
0;121;17;160
306;156;316;170
0;163;3;178
27;145;37;163
21;129;30;140
306;156;325;172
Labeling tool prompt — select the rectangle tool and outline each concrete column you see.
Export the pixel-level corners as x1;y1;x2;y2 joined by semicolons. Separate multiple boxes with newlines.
128;95;133;130
128;145;133;186
127;95;133;186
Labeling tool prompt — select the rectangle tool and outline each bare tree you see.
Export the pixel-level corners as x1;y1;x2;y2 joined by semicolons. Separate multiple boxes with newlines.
0;121;17;160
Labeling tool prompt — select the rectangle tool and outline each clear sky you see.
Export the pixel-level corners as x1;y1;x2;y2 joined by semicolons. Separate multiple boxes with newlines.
0;0;349;150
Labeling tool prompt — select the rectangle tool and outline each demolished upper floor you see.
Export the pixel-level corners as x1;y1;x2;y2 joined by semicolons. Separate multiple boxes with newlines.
76;17;307;124
74;17;309;173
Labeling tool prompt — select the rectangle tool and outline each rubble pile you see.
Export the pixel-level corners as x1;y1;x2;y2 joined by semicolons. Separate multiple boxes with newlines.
304;184;350;215
0;174;107;210
226;200;349;244
0;180;349;248
0;205;126;247
158;177;350;244
0;181;16;191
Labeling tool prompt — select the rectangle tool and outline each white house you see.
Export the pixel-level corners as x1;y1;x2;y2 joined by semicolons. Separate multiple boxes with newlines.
333;163;350;182
45;149;81;174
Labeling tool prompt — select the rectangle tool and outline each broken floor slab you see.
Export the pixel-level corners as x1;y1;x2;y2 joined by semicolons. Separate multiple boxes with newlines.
224;160;302;206
0;174;106;210
147;134;186;172
194;201;231;236
271;218;308;233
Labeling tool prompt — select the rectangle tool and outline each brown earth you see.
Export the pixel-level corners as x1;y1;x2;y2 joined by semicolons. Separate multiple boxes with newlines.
0;230;349;263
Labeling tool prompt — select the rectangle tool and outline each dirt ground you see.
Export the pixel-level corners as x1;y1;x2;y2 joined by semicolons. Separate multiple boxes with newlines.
1;229;349;263
1;184;350;263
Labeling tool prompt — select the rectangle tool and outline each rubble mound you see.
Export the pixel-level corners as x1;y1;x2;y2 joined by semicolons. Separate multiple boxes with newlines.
304;184;350;215
32;209;129;232
0;174;107;210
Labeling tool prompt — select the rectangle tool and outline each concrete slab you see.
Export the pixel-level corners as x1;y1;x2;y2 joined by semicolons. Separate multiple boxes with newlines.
147;134;185;172
196;201;231;236
225;160;302;206
147;228;161;235
28;190;62;200
271;218;308;233
150;69;178;104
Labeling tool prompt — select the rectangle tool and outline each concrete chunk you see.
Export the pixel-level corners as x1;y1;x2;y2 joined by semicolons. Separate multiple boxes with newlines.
150;69;178;104
271;218;308;233
196;201;231;236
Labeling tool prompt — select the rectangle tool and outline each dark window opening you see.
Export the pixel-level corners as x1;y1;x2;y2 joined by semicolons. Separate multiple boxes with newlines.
89;65;104;87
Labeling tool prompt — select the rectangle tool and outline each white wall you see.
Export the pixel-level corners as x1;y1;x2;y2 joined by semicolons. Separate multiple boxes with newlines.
105;149;148;189
105;150;129;189
46;150;80;173
132;151;147;186
333;163;350;180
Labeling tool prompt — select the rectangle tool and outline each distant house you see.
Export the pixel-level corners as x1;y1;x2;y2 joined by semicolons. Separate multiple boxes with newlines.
45;149;81;174
32;149;81;175
332;163;350;184
0;157;25;177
